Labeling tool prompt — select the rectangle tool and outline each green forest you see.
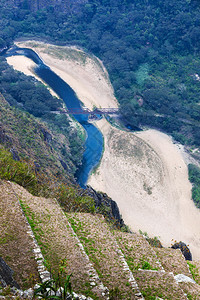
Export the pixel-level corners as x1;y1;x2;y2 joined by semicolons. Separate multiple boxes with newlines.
189;164;200;208
0;0;200;146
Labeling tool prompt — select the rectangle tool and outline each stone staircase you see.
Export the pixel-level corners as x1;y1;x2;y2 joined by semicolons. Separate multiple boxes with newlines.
1;181;200;299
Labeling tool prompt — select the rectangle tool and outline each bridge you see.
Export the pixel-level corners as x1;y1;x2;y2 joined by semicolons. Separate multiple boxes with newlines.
50;108;200;128
51;108;120;115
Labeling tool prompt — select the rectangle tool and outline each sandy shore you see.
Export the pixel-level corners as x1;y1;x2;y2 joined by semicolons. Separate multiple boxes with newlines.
14;41;118;110
7;40;200;259
88;121;200;259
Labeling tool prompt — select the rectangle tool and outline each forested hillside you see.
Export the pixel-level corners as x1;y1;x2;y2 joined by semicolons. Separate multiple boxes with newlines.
0;91;81;184
0;56;84;173
0;0;200;146
0;92;124;229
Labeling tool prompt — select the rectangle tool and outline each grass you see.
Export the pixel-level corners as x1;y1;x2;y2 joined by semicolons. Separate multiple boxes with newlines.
0;147;38;193
137;271;185;299
115;232;161;273
187;262;200;284
0;146;97;215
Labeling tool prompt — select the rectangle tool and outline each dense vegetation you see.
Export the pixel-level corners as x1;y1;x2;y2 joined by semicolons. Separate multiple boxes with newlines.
0;146;96;212
0;57;61;117
188;164;200;208
0;0;200;146
0;92;80;180
0;145;123;229
0;59;84;172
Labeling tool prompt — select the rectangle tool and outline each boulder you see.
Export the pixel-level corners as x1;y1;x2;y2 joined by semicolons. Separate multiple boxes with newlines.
86;186;125;229
171;241;192;261
0;257;20;288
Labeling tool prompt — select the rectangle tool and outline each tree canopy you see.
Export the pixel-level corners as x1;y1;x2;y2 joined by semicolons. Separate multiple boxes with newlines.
0;0;200;145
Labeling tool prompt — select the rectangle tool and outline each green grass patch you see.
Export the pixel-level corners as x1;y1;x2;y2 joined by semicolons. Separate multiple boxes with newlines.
0;147;38;194
187;261;200;284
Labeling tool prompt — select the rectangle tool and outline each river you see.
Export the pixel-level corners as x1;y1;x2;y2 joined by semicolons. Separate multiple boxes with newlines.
5;47;104;188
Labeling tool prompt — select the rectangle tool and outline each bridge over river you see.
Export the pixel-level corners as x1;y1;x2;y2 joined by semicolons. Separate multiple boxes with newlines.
51;108;120;116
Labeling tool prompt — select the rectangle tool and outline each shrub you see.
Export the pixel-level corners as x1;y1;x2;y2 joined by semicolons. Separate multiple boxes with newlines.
55;184;95;213
0;147;38;193
188;164;200;208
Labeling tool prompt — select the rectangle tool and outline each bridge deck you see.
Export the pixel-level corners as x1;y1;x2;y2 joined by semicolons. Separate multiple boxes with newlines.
57;108;120;115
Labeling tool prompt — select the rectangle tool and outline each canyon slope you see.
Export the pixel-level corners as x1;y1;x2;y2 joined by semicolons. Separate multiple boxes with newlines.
7;40;200;260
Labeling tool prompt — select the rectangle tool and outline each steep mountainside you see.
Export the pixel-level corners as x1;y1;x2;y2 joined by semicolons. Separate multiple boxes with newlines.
1;180;200;299
0;91;124;228
0;0;200;146
0;92;76;183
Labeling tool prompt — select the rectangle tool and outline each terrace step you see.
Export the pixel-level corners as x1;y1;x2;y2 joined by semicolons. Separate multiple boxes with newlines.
114;230;189;298
114;231;164;272
134;270;188;299
155;248;200;298
8;182;200;299
155;247;192;277
11;183;107;298
67;213;144;299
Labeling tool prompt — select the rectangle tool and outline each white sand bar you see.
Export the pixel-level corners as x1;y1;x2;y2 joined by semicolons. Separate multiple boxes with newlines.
15;41;118;110
9;40;200;260
89;122;200;260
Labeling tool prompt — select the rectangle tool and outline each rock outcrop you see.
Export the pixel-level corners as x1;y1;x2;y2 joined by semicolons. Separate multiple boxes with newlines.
171;242;192;261
86;186;125;228
0;257;20;289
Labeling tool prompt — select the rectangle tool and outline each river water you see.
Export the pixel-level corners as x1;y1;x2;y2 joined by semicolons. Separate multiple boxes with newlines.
5;47;104;187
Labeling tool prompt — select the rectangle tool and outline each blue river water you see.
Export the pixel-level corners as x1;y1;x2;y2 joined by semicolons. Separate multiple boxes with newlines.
6;47;103;187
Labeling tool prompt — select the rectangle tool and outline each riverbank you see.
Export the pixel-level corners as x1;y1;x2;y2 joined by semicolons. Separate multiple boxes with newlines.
6;55;59;98
7;40;200;259
14;40;118;110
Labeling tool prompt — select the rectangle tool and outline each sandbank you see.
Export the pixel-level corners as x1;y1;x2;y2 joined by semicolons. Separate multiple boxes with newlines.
88;122;200;260
15;41;118;110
